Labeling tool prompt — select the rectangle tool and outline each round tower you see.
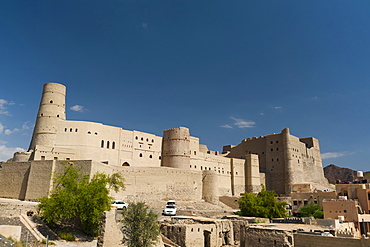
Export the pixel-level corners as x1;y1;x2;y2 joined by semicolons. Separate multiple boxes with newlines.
28;82;66;151
282;127;293;196
161;127;190;169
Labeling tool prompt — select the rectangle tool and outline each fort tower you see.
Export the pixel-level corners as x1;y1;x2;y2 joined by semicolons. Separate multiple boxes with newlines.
161;127;190;169
28;82;66;151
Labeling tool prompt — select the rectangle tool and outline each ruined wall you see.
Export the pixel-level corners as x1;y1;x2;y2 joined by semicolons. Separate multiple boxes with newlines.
240;225;294;247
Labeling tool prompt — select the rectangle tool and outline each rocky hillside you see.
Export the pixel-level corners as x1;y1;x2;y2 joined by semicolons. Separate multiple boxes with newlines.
323;164;370;184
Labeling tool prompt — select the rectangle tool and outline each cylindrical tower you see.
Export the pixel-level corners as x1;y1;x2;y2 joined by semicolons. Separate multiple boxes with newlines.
28;82;66;151
282;128;293;196
161;127;190;169
202;170;219;204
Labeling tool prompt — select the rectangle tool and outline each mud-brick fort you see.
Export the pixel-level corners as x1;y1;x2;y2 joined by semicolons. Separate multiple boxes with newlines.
0;82;330;202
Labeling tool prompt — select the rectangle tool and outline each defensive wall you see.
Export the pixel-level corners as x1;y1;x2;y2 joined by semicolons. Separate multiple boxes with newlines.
1;159;253;203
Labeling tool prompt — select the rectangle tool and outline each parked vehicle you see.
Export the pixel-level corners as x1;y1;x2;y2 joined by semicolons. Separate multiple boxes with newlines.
166;200;176;206
163;204;177;216
111;200;129;209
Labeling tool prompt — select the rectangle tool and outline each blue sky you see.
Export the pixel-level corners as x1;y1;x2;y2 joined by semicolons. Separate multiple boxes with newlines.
1;1;370;171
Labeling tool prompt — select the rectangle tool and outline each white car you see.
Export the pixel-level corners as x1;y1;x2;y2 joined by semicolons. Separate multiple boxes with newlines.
111;200;129;209
163;205;177;216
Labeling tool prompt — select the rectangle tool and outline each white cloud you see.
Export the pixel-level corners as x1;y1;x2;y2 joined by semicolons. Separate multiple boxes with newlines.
4;122;30;135
70;105;86;112
0;99;14;116
0;123;4;134
142;23;148;29
321;152;346;159
221;124;233;129
0;145;25;161
273;106;282;110
230;117;255;128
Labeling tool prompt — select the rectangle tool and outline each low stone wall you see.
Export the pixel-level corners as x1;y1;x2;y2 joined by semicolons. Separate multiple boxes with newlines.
294;233;370;247
0;200;38;218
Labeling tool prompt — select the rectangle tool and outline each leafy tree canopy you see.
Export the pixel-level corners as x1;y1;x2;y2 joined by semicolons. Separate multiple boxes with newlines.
237;186;287;219
121;202;160;247
38;162;125;236
298;203;323;219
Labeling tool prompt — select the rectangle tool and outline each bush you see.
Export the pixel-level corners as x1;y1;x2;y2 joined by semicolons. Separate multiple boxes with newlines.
121;202;160;247
57;231;75;241
38;162;125;236
237;185;287;219
298;203;323;219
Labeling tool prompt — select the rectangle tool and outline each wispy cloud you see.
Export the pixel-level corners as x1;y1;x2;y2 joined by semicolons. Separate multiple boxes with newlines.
230;117;255;128
4;122;30;135
70;105;86;112
0;123;4;134
0;99;15;116
321;152;346;159
273;106;282;110
221;124;233;129
142;23;148;29
0;145;25;161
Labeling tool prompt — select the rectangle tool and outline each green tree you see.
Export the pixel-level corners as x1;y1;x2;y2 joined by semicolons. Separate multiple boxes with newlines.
237;186;287;218
298;203;323;219
38;163;125;236
121;202;160;247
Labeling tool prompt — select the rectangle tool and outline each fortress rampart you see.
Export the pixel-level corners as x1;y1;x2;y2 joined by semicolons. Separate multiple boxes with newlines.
4;82;331;203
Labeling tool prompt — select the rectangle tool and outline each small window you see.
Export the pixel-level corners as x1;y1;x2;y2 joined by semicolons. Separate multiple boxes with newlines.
65;128;67;132
107;141;110;149
50;100;53;103
276;140;279;143
141;137;143;141
57;114;59;117
149;155;152;158
139;153;142;157
54;157;58;160
95;132;98;135
152;139;154;142
344;210;347;213
304;200;308;205
75;128;78;132
112;142;115;149
66;158;70;160
146;138;149;142
276;148;279;151
271;148;273;151
87;131;91;134
101;140;104;148
41;156;45;160
293;201;298;205
70;128;72;132
135;136;138;140
270;141;273;144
